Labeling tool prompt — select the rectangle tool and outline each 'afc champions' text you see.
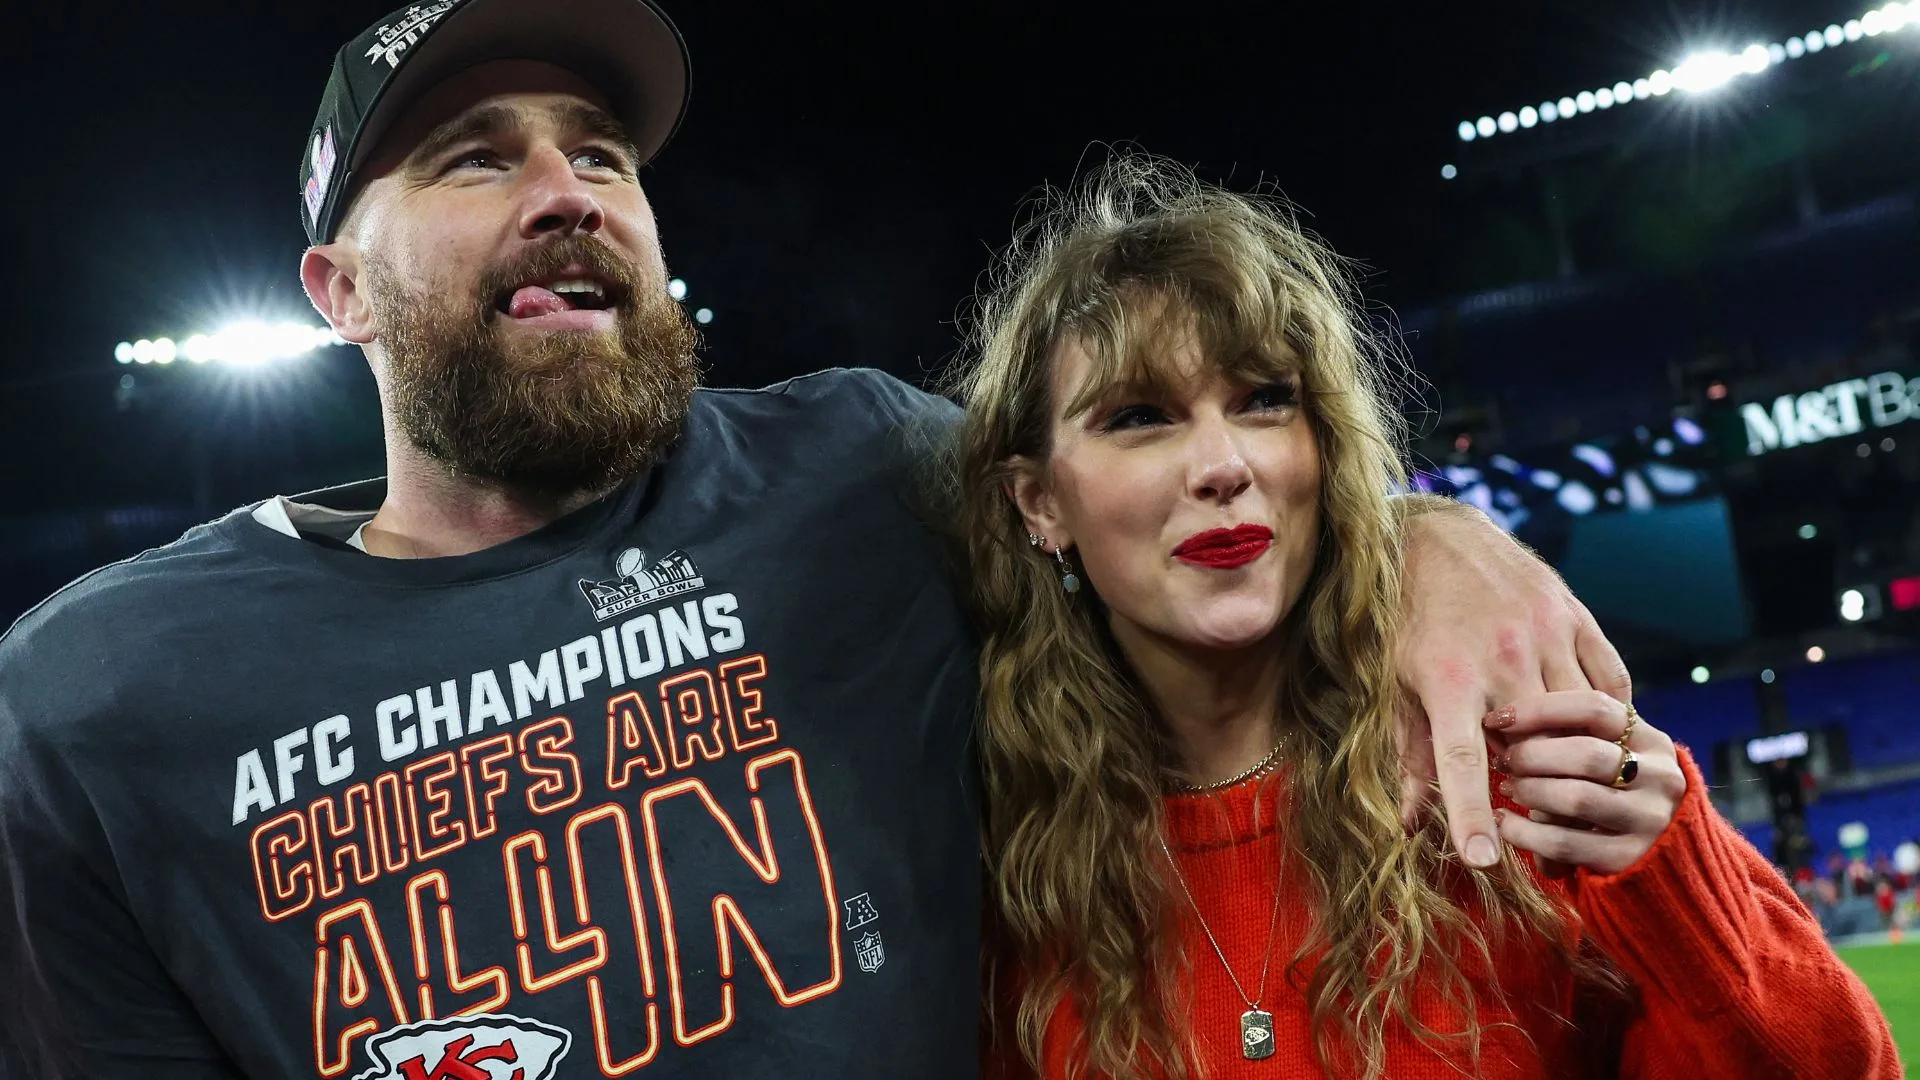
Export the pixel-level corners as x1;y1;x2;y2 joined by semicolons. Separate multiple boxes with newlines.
228;593;853;1077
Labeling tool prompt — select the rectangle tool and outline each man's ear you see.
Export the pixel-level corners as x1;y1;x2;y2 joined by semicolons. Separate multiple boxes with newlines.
1003;455;1072;550
300;242;376;345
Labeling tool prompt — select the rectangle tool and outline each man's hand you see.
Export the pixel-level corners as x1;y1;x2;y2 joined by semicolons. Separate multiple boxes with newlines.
1393;496;1631;868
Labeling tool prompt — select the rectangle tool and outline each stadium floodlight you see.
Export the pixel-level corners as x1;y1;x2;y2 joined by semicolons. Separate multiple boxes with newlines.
1519;106;1538;128
114;321;346;368
1443;1;1904;151
667;277;688;300
1806;645;1826;662
1690;665;1710;684
1672;50;1740;93
694;307;714;325
1440;163;1459;179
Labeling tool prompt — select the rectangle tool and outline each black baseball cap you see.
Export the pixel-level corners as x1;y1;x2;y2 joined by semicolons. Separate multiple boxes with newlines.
299;0;689;245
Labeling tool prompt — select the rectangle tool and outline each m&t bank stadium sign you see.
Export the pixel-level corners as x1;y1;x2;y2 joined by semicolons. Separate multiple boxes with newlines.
1737;370;1920;457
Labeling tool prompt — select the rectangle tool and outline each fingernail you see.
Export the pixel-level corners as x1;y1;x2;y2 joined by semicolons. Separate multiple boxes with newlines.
1467;835;1499;868
1492;752;1510;773
1498;779;1514;798
1483;705;1517;729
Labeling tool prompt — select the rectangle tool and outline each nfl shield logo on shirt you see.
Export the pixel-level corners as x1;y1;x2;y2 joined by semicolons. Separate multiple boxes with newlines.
854;930;885;973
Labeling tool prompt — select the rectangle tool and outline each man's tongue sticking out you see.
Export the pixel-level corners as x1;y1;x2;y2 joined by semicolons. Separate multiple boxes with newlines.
508;286;573;319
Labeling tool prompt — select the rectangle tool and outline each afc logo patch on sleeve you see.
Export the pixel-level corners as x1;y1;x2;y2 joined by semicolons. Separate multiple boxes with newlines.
350;1014;571;1080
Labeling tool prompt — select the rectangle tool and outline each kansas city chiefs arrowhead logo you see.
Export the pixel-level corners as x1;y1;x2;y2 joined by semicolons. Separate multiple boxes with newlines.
351;1015;571;1080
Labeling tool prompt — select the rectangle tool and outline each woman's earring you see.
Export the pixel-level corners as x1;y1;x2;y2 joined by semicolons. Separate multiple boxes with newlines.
1054;548;1081;594
1028;533;1046;550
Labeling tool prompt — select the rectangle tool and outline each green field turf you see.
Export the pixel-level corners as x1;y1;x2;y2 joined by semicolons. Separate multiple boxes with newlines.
1840;941;1920;1073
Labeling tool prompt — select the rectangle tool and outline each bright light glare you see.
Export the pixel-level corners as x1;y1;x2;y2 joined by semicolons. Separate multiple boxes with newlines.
1673;51;1740;93
667;277;688;300
1613;80;1634;101
1739;43;1771;73
1787;35;1807;57
1825;24;1844;45
1476;116;1496;137
1595;87;1616;108
1690;666;1710;684
1540;101;1560;122
1806;30;1827;52
694;307;714;325
1648;69;1673;95
1807;645;1826;662
1632;77;1651;99
1497;111;1518;133
1557;95;1577;116
1458;120;1477;142
1840;588;1866;621
112;321;345;368
1845;18;1864;39
1518;105;1538;127
1576;90;1596;113
1440;163;1458;179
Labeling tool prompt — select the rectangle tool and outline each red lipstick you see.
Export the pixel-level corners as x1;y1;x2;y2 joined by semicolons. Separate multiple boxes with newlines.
1172;524;1274;569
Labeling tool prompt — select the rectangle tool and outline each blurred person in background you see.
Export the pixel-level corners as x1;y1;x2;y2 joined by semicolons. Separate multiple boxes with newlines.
952;154;1898;1079
0;2;1644;1077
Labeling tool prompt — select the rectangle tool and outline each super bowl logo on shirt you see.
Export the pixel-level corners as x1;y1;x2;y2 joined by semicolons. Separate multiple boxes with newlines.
579;547;706;621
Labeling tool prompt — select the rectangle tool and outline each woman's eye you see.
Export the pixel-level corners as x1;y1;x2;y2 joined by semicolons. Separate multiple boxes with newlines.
1245;382;1300;411
1101;404;1167;432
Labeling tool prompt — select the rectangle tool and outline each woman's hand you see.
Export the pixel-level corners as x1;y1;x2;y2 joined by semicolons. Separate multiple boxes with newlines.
1484;690;1687;876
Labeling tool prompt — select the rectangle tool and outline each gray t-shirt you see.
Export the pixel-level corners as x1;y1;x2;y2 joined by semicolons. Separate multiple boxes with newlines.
0;368;979;1080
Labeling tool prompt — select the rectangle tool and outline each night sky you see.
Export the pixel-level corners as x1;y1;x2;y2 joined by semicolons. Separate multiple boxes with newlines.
0;0;1861;515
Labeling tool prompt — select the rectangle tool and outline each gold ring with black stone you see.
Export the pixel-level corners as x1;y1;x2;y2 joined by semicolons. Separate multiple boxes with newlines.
1611;746;1640;789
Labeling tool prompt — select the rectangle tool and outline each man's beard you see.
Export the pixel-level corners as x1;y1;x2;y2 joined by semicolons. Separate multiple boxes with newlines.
367;237;699;496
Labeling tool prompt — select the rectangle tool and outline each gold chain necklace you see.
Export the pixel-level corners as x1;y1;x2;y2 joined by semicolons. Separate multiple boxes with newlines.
1166;734;1286;794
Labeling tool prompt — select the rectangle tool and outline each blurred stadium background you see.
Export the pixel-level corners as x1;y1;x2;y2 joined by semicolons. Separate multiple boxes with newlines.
2;0;1917;1065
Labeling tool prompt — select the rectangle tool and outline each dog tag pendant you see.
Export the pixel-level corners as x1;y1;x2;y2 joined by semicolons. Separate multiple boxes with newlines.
1240;1008;1275;1060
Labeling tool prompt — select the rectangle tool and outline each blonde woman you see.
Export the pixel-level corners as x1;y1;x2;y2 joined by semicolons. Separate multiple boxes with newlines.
951;155;1896;1079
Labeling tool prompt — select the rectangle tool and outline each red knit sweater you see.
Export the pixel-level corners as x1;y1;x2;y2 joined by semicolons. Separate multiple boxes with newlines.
1003;747;1900;1079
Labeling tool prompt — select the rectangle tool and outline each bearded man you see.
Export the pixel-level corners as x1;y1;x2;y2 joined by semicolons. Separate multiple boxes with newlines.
0;1;1631;1076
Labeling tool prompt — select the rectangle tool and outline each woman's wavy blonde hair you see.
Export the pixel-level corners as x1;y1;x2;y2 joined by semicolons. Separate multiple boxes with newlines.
945;152;1611;1079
